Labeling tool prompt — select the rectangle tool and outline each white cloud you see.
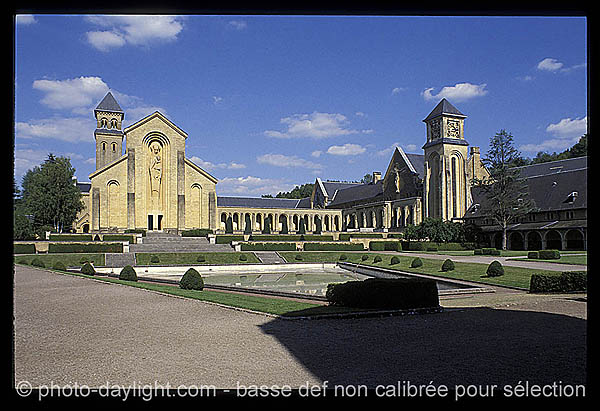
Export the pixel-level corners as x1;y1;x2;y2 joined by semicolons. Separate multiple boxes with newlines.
326;143;366;156
228;20;247;30
355;112;366;117
264;112;358;139
311;150;322;158
392;87;406;95
16;15;37;25
257;154;323;170
376;142;419;157
537;58;564;72
212;96;223;105
33;76;110;111
216;176;293;196
189;156;246;171
519;116;587;153
546;116;587;138
16;117;95;143
85;15;184;51
422;82;488;102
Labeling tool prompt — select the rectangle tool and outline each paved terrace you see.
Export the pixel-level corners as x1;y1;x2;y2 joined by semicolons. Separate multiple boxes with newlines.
14;265;586;390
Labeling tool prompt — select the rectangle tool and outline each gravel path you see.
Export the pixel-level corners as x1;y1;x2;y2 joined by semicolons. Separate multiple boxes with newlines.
14;265;587;391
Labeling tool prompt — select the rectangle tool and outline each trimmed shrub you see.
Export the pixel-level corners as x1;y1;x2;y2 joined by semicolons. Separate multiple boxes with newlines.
94;234;101;241
294;254;303;261
81;262;95;275
49;234;93;241
482;248;501;256
373;256;383;263
410;257;423;268
215;235;244;244
125;229;147;237
426;246;438;252
303;242;364;251
527;251;539;259
474;249;483;255
179;268;204;290
339;254;347;261
181;229;213;237
150;255;160;263
102;234;135;242
48;243;123;253
326;278;439;310
441;259;455;272
486;261;504;277
369;241;402;252
361;254;369;261
390;256;400;265
239;254;248;261
14;243;36;254
530;271;587;293
119;265;138;282
538;249;561;260
31;258;45;268
52;261;67;271
196;255;206;263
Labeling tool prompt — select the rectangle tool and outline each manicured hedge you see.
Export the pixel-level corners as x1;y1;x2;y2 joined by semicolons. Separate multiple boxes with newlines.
369;241;402;252
102;234;135;242
339;233;384;241
181;229;213;237
48;234;94;241
486;261;504;277
538;249;561;260
215;235;244;244
529;271;587;293
326;278;439;310
81;262;95;275
441;259;455;272
481;248;501;256
48;243;123;253
303;242;365;251
240;243;297;251
14;243;36;254
125;229;146;237
528;251;539;259
402;241;477;251
119;265;138;282
248;234;334;242
179;268;204;290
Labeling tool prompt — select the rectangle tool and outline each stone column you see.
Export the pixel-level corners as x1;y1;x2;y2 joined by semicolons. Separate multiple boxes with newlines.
127;148;135;229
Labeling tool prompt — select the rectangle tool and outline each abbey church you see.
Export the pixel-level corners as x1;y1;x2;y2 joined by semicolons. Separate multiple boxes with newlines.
75;93;489;235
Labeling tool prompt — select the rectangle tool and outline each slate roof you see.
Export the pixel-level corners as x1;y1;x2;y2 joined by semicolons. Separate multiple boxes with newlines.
321;181;362;197
76;182;91;193
511;156;587;179
95;92;123;113
405;153;425;179
466;161;587;218
328;181;383;207
423;98;466;122
217;196;312;209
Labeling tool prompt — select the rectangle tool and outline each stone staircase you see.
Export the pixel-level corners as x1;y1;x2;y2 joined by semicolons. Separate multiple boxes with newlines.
128;232;233;253
105;253;136;268
253;251;287;264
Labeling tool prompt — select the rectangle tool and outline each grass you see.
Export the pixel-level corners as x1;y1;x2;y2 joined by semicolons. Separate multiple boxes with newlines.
135;252;260;265
13;253;105;267
280;251;561;289
34;267;374;318
510;254;587;266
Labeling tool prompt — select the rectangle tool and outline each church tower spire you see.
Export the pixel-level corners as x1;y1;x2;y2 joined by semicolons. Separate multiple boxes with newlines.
422;99;470;221
94;92;124;170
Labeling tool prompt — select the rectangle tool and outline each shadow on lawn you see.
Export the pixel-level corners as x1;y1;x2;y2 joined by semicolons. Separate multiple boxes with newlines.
260;307;587;388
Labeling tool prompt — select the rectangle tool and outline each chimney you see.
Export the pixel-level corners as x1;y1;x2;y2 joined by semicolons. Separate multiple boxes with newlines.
372;171;382;183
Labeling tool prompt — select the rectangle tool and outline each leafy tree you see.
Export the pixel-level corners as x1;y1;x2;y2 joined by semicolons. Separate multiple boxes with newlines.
262;216;272;234
298;217;306;234
265;183;314;199
244;214;252;234
473;130;536;250
361;173;373;184
280;216;288;234
225;216;233;234
20;154;84;233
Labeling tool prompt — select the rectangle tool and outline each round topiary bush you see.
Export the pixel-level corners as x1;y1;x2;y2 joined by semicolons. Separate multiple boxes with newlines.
81;262;95;275
119;265;138;281
390;256;400;265
79;256;89;264
52;261;66;271
239;254;248;261
487;260;504;277
179;268;204;290
373;255;383;263
361;254;369;261
441;259;455;272
196;254;206;263
295;254;303;261
31;258;45;268
339;254;347;261
411;257;423;268
150;255;160;263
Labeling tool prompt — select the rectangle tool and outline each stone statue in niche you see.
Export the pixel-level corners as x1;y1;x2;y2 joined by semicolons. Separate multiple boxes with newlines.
149;142;163;206
394;165;403;193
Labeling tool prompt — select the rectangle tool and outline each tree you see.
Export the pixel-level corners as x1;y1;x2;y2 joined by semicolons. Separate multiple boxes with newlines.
20;154;84;233
244;214;252;234
360;173;373;184
473;130;536;250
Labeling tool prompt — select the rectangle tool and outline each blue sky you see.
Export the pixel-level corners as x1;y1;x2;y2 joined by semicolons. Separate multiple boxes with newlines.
14;14;587;197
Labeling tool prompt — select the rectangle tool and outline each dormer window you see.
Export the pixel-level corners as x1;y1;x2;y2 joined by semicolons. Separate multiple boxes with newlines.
565;191;578;204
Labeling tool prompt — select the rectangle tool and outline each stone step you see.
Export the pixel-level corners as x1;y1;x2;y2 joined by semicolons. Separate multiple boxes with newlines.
105;253;136;268
129;244;232;253
253;252;287;264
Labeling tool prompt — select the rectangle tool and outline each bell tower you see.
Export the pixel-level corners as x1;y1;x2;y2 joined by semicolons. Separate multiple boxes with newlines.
94;92;124;170
422;99;470;221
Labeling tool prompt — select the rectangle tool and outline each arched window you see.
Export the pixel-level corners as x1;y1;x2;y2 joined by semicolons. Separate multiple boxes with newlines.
110;119;118;129
101;118;108;128
112;143;117;153
102;142;106;151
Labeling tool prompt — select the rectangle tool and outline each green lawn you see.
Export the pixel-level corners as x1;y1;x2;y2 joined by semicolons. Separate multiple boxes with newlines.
510;254;587;266
13;253;105;267
135;252;260;265
280;251;560;289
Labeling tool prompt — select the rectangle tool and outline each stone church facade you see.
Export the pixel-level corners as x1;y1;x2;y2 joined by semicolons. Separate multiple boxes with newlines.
74;94;488;234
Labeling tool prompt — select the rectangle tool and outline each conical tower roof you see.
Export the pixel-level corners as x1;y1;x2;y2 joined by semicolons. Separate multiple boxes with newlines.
423;98;465;122
95;92;123;113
